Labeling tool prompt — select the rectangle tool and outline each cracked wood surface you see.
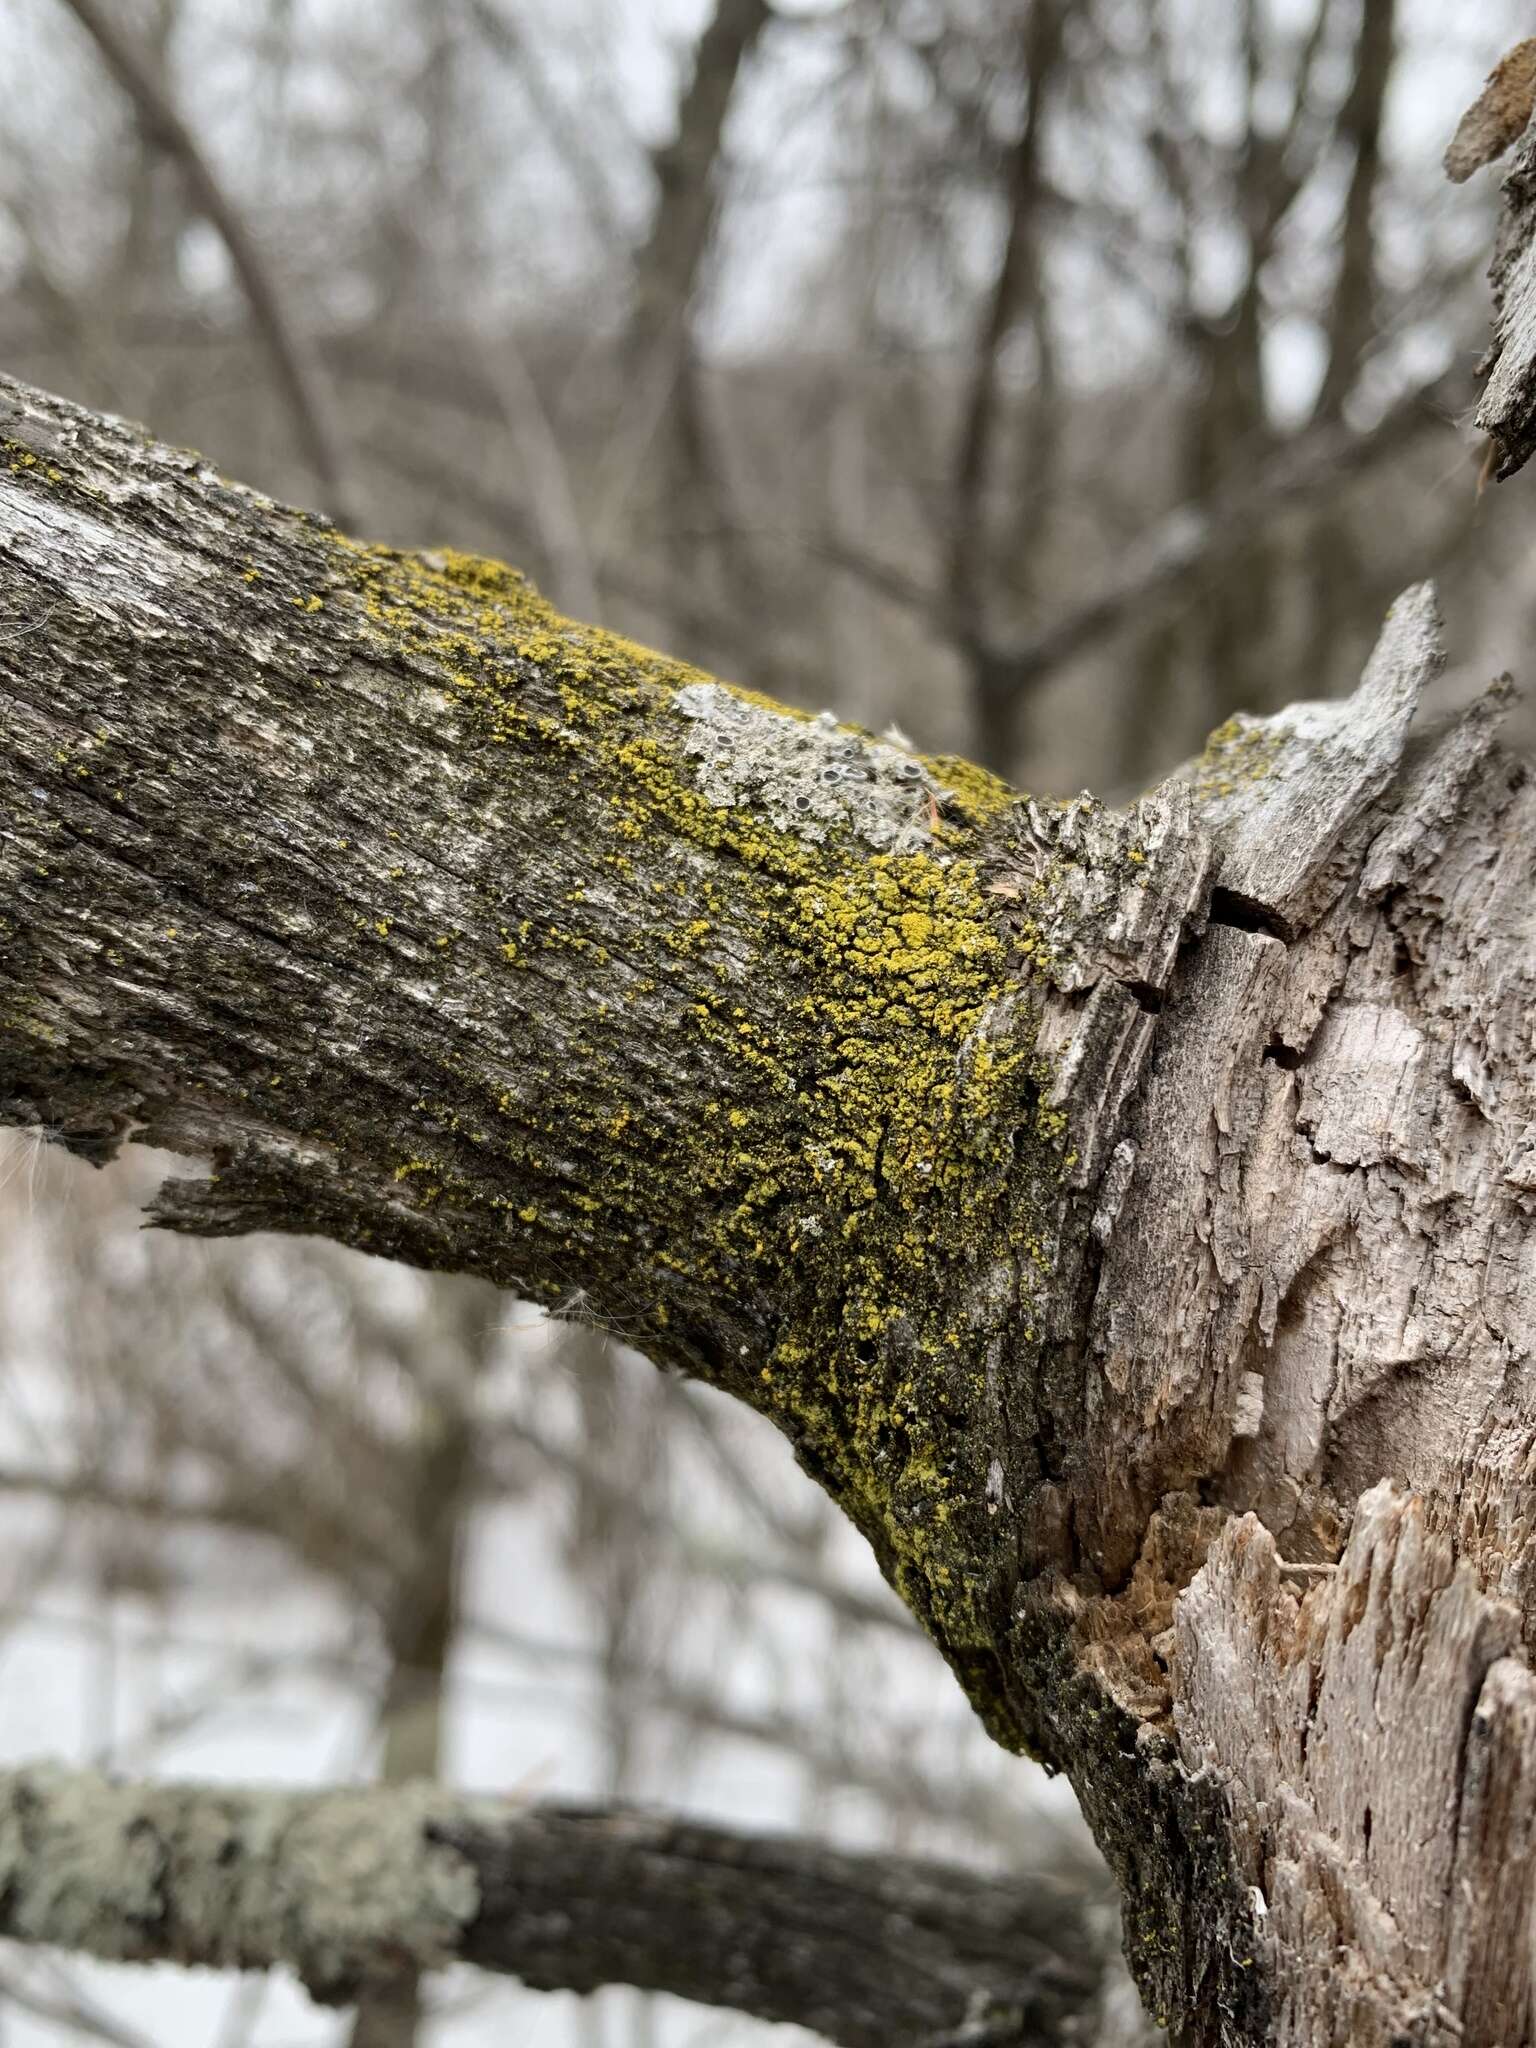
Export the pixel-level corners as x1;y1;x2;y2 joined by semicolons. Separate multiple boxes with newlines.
1466;51;1536;477
6;372;1536;2045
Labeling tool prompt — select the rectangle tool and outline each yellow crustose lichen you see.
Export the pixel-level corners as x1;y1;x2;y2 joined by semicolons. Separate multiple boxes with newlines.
315;537;1059;1715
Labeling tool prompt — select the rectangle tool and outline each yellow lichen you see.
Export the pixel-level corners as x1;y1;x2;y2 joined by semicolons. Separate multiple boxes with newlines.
307;527;1057;1740
1192;715;1284;802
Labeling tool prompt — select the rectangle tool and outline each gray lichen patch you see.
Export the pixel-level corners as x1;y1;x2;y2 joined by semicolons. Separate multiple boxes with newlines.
236;1783;482;2000
672;682;950;851
0;1766;482;2000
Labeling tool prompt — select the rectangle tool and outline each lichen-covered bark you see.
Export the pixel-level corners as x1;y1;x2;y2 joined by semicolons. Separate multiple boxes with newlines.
1464;58;1536;475
0;1765;1116;2046
8;370;1536;2045
0;370;1202;1757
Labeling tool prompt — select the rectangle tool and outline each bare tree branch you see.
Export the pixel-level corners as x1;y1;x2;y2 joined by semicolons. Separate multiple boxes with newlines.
476;331;601;622
946;0;1069;633
0;1956;156;2048
984;366;1466;691
55;0;357;524
0;1765;1120;2047
591;0;773;560
816;366;1466;707
1314;0;1398;421
10;369;1536;2044
460;0;634;251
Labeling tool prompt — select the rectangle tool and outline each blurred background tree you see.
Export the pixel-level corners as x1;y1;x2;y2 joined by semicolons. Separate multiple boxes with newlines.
0;0;1530;2041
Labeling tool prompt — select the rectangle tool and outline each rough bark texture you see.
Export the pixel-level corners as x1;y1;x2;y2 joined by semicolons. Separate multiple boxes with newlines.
6;367;1536;2045
0;1766;1112;2046
1473;84;1536;478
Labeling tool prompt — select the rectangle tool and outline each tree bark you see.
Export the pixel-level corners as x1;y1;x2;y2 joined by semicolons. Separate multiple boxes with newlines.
0;1765;1115;2046
5;364;1536;2045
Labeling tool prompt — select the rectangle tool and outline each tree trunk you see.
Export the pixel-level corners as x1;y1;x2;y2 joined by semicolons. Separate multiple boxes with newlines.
348;1380;476;2048
5;358;1536;2046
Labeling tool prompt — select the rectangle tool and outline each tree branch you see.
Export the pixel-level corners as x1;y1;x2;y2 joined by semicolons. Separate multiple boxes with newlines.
9;367;1536;2045
591;0;772;559
983;365;1465;690
55;0;357;524
0;1765;1120;2047
801;366;1464;714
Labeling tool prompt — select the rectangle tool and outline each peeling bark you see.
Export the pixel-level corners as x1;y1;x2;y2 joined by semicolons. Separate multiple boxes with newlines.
6;370;1536;2043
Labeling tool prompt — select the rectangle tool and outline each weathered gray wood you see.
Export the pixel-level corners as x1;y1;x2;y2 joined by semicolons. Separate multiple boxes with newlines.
1466;52;1536;476
7;369;1536;2044
1179;1489;1536;2047
1444;40;1536;185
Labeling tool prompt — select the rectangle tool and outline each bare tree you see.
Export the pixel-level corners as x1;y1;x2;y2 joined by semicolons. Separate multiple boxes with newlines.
56;0;356;523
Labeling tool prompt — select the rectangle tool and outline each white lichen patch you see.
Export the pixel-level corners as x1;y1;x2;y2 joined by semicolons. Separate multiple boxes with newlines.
235;1782;481;1994
673;683;950;851
0;1766;481;1995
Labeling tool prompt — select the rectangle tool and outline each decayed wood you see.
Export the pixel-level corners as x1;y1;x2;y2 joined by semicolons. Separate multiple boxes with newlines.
1464;45;1536;480
7;366;1536;2045
1179;1488;1536;2047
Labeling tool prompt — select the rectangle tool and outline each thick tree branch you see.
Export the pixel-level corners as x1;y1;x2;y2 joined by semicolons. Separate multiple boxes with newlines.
0;1765;1118;2047
0;369;1208;1773
8;370;1536;2045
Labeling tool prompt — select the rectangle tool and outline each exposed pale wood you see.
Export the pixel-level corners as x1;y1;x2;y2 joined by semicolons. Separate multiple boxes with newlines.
1178;1490;1536;2048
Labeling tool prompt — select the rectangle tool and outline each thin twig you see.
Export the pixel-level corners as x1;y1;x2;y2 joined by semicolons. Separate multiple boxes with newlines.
0;1957;156;2048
